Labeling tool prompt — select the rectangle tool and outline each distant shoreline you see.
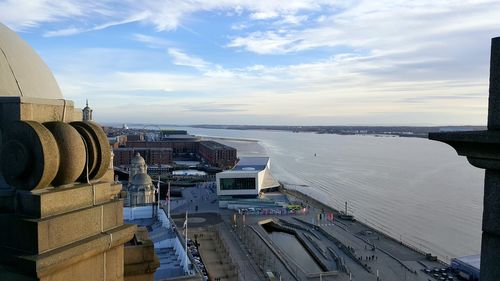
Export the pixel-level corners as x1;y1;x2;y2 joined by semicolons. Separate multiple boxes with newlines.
200;136;260;143
189;124;486;139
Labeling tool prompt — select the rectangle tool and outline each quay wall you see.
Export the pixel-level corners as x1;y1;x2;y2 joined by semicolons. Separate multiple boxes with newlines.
279;183;448;266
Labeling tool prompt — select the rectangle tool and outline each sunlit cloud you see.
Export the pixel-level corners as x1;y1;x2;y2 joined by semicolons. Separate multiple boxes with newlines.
0;0;498;125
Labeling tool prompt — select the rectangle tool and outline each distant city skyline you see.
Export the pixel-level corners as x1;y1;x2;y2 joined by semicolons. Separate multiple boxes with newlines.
2;0;500;125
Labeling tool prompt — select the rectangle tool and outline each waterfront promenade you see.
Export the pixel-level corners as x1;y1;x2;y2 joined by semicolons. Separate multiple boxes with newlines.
169;184;448;281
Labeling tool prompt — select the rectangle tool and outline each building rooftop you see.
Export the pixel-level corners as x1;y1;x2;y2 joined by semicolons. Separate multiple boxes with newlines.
455;254;480;270
232;156;270;171
200;140;236;150
161;134;199;140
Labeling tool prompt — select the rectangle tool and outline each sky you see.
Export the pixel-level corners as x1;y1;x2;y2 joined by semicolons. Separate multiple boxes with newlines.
2;0;500;126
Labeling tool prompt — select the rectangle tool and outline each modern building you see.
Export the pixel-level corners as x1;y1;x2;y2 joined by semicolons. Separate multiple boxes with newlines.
216;157;279;198
198;140;237;168
451;255;480;281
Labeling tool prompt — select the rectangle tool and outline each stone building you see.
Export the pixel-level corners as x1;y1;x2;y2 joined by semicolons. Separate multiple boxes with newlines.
0;22;159;281
124;153;156;206
83;99;93;121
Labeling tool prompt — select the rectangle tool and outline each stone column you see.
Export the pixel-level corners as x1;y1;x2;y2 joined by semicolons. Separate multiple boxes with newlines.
0;97;136;281
429;37;500;281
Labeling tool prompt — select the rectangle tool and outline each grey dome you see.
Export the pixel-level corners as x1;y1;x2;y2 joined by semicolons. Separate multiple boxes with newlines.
0;23;63;99
131;173;153;187
130;153;145;165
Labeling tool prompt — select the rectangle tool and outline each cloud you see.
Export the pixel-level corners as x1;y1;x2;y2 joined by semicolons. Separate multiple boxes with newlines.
132;33;172;48
1;0;339;33
167;48;210;70
183;103;247;113
43;12;148;37
0;0;88;30
4;0;498;125
227;30;302;54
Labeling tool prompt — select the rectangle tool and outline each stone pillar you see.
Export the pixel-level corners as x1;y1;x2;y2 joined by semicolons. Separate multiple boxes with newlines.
0;97;136;281
481;170;500;280
429;37;500;281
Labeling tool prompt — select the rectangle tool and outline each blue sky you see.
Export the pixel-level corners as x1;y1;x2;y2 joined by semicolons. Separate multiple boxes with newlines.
2;0;500;125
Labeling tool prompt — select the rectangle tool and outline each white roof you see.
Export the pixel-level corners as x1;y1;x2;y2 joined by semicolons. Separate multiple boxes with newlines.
0;23;63;99
233;157;269;171
455;254;480;270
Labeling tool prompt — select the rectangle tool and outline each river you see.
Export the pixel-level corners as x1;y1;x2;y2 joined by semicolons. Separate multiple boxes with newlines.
172;126;483;262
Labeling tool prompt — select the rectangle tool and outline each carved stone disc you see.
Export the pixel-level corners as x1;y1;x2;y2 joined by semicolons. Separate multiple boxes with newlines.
0;121;60;190
43;121;86;186
70;121;110;180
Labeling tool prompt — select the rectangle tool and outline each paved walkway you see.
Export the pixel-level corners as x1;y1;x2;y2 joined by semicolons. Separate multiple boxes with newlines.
218;222;267;281
193;229;237;281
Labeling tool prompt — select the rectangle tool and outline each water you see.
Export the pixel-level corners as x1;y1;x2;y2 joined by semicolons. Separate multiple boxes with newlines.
175;127;484;261
172;169;206;176
268;231;322;273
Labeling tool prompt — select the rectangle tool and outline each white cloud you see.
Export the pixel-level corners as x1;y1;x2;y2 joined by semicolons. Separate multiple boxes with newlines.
2;0;497;124
167;48;209;70
132;33;172;48
43;12;148;37
1;0;340;33
0;0;88;30
250;11;279;20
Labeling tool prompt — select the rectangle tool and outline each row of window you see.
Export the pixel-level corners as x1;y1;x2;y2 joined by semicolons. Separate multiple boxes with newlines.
219;177;256;190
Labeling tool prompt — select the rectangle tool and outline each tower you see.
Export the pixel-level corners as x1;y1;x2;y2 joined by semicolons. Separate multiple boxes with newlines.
82;99;93;121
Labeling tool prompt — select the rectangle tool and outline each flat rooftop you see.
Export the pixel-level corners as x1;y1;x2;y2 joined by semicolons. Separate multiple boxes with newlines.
232;156;269;171
200;140;235;150
455;254;480;270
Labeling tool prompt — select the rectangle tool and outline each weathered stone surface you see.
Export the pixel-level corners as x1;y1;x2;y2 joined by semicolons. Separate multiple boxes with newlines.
43;122;86;186
0;224;136;279
124;228;160;281
0;121;59;190
70;121;110;181
0;200;124;254
480;232;500;281
483;170;500;235
0;97;77;126
16;182;122;218
488;37;500;130
106;246;125;281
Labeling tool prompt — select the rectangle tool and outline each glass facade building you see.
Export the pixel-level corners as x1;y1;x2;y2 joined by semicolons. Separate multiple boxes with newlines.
220;177;256;190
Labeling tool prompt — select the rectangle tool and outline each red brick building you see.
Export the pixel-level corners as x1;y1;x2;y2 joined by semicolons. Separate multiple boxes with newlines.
114;147;172;166
198;141;237;168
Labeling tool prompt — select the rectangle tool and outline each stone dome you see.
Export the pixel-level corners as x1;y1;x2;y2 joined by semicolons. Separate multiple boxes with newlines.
0;23;63;99
131;153;146;165
131;173;153;187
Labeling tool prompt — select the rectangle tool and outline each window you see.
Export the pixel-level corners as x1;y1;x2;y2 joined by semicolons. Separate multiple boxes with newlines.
220;177;256;190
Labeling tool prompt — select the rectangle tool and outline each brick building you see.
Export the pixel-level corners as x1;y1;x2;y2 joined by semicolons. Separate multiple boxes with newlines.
198;141;237;168
113;134;237;169
114;147;172;166
126;139;199;156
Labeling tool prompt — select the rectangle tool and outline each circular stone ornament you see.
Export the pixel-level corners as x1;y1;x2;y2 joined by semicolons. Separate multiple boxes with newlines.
0;121;60;190
43;121;86;186
70;121;110;181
